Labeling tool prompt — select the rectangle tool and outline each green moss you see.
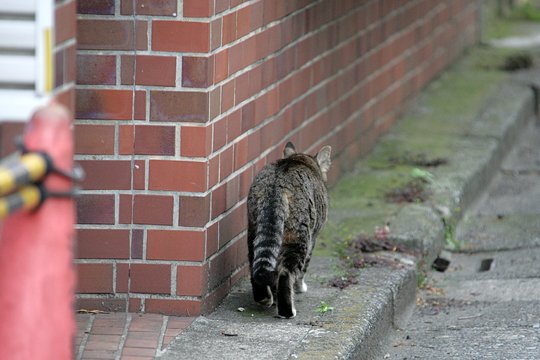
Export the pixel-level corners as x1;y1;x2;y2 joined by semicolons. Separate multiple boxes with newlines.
482;0;540;40
314;45;511;258
508;2;540;21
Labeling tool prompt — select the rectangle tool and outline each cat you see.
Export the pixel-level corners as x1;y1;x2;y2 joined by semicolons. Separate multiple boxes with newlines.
247;142;331;318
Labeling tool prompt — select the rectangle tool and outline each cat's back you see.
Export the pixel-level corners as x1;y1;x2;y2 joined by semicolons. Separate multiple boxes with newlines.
274;154;326;195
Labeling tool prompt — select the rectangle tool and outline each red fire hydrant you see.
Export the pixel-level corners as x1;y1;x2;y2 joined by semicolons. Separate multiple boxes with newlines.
0;103;75;359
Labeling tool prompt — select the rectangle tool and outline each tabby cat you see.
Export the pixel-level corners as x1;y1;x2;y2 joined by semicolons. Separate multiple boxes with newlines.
247;142;331;318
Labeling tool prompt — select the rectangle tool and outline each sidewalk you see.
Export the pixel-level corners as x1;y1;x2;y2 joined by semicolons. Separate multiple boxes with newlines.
74;313;194;359
75;50;538;359
381;109;540;360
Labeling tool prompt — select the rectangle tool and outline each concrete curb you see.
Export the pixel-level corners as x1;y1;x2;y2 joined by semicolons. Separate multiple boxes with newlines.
390;76;535;266
158;70;537;359
158;258;417;360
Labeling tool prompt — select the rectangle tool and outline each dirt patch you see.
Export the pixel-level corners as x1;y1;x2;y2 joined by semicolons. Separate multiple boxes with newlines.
389;153;448;167
501;52;533;71
329;228;413;290
385;179;430;203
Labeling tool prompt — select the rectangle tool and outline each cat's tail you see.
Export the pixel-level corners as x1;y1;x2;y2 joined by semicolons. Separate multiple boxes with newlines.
251;189;289;287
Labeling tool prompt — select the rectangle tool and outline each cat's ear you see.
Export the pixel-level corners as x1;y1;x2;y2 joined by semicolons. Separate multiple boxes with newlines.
283;142;296;158
316;145;332;175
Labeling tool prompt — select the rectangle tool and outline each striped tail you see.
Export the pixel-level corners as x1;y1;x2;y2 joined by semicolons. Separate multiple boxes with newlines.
251;188;288;287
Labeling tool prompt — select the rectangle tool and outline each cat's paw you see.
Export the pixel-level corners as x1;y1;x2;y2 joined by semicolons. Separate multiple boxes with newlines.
256;296;274;307
275;307;296;319
294;280;308;293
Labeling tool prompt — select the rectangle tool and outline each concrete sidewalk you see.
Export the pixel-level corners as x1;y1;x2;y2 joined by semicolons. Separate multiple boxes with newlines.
75;54;538;359
382;107;540;360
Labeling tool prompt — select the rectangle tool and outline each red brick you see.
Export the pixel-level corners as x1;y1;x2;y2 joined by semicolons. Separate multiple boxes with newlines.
213;118;227;151
233;137;248;171
243;36;257;66
182;56;213;88
129;298;143;313
76;194;115;225
202;281;230;313
122;347;157;357
149;160;207;192
179;194;210;227
119;194;174;226
218;204;246;247
251;1;264;31
55;1;76;45
76;229;130;259
225;175;240;209
76;263;113;293
74;124;114;155
235;72;250;104
177;265;206;296
133;160;146;190
145;299;201;316
77;0;114;15
121;0;177;16
214;49;228;83
54;49;64;88
75;298;126;313
211;19;222;50
152;21;209;53
207;240;238;289
239;167;253;199
147;230;205;261
121;55;176;87
79;160;132;190
209;87;221;120
76;89;145;120
76;54;116;85
211;183;226;219
249;66;263;96
184;0;214;17
150;91;208;123
230;0;244;8
221;80;235;112
131;229;144;259
180;125;211;157
240;100;254;130
119;125;176;155
219;145;234;181
222;12;237;45
206;222;219;258
236;5;251;38
208;155;219;188
227;109;242;142
130;264;171;294
77;19;147;50
116;263;129;293
262;0;278;24
215;0;230;14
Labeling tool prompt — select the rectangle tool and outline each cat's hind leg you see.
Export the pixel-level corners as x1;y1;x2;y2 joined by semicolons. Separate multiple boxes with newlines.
276;267;296;318
251;278;273;307
294;275;308;293
276;242;306;318
294;239;314;293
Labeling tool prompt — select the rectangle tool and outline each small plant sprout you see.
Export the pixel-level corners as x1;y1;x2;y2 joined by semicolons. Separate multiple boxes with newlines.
317;301;334;315
411;168;435;183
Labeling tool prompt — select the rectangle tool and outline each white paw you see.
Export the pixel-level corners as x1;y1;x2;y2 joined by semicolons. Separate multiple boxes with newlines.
295;280;308;293
257;293;274;307
257;298;273;307
275;307;296;319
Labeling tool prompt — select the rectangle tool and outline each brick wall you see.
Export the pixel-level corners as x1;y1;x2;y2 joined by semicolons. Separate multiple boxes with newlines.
0;0;76;157
74;0;481;315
